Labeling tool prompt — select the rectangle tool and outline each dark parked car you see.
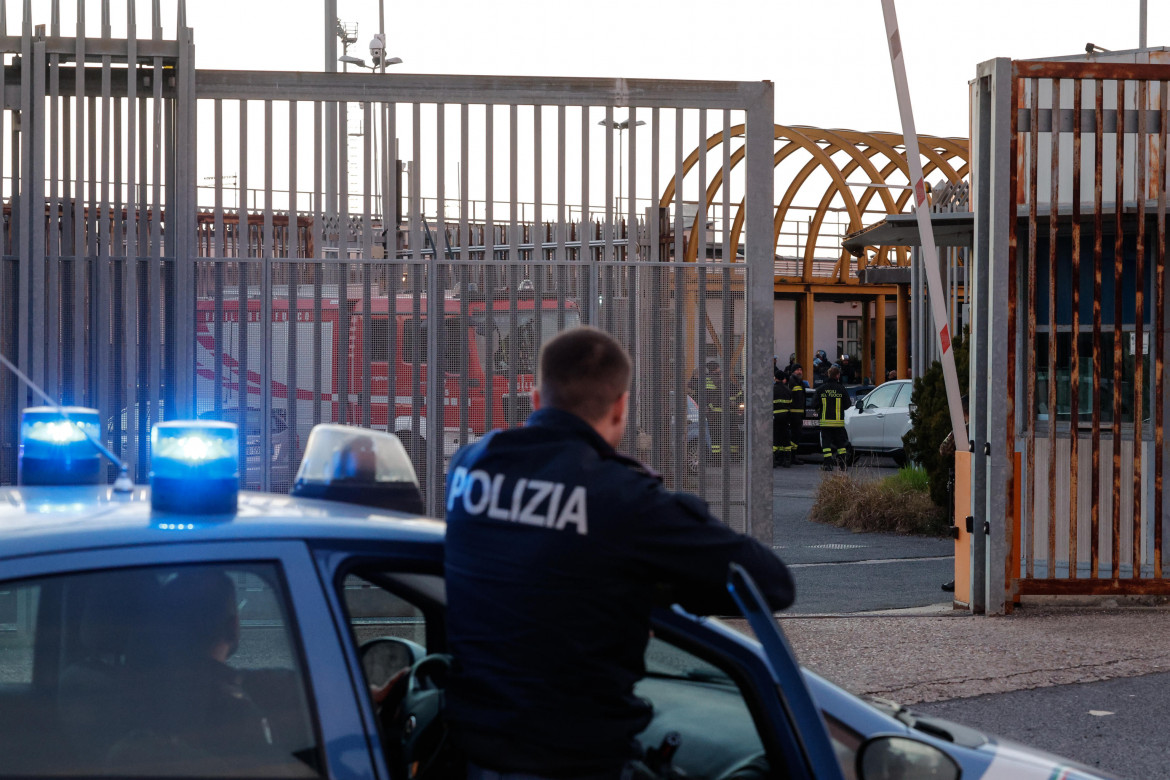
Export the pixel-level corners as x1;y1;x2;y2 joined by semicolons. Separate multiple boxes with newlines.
796;384;875;461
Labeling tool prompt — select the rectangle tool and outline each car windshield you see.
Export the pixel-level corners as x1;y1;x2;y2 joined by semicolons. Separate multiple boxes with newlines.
644;636;735;685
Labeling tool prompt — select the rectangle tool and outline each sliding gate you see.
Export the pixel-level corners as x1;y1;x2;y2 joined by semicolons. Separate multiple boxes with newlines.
0;1;776;542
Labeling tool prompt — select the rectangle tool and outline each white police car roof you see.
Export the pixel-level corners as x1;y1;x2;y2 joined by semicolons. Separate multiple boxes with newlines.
0;485;445;561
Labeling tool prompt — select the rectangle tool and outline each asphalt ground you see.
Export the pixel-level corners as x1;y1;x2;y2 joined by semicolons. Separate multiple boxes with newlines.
764;461;1170;779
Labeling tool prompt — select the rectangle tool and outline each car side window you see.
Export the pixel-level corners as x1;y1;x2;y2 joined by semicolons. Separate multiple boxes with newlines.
893;382;913;407
863;384;898;410
0;564;321;778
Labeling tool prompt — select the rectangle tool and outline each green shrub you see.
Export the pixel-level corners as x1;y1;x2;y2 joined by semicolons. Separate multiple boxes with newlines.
809;468;948;536
902;329;969;508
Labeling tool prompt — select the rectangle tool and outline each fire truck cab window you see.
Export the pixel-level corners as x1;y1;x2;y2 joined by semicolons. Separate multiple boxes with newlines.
474;310;581;375
401;317;467;372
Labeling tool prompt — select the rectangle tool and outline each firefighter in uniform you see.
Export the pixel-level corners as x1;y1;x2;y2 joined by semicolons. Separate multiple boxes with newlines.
689;358;727;462
773;370;794;468
813;365;850;471
787;364;808;466
444;327;795;780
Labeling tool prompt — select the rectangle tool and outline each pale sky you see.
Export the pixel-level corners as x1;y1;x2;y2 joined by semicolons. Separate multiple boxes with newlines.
169;0;1170;139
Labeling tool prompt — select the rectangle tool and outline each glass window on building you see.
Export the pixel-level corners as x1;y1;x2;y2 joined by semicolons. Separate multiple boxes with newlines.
837;317;860;361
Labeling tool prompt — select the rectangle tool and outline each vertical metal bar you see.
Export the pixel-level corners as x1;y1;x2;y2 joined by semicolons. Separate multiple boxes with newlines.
1156;80;1167;580
1092;78;1104;580
697;109;712;499
95;47;111;429
1026;78;1038;581
1133;80;1147;579
312;101;323;428
69;19;83;406
720;108;733;518
385;99;397;442
506;104;519;429
409;106;423;489
581;106;594;326
1112;80;1125;582
1006;65;1021;610
287;100;299;465
361;100;373;431
483;106;494;431
457;102;469;446
47;47;60;398
174;12;196;417
149;54;161;421
236;99;249;470
123;18;138;477
1047;78;1059;579
337;99;351;428
556;105;567;327
603;106;613;268
674;108;687;487
427;102;444;507
29;37;46;398
212;100;224;414
625;108;639;457
16;2;31;403
260;99;274;492
1070;78;1082;577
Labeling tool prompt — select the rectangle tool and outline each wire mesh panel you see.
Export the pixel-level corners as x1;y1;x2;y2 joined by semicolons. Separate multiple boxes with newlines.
188;78;773;532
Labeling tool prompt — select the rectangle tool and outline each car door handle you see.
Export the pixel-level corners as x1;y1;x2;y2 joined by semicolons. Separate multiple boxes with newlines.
875;413;885;418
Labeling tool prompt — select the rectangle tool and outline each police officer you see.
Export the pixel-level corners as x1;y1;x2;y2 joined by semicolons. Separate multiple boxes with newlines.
443;327;795;780
787;364;808;466
813;365;850;471
773;370;794;468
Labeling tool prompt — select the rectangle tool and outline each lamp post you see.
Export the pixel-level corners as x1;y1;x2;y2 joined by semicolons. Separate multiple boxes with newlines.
598;118;644;216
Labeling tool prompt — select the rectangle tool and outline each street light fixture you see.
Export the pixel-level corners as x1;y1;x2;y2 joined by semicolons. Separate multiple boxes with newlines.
598;117;645;216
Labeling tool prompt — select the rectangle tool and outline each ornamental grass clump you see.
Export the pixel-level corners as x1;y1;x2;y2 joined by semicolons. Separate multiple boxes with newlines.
809;466;948;537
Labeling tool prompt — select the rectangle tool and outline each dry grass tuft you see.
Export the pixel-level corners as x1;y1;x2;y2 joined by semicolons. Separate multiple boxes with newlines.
809;466;948;536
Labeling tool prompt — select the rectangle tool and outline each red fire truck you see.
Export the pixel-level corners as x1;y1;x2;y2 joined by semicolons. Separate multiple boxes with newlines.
195;287;582;466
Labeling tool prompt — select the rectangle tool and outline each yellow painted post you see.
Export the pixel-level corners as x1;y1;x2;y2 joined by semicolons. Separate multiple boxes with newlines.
800;291;816;371
954;449;972;608
861;298;872;383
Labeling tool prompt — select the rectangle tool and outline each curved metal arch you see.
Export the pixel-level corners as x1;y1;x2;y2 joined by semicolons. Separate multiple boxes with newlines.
665;125;970;282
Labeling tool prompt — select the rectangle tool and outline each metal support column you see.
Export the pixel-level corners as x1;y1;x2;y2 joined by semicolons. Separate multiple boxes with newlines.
876;293;887;380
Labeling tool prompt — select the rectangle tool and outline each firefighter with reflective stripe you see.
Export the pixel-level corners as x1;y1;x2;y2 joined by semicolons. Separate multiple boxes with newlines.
444;327;795;778
813;365;850;471
787;364;808;466
689;358;726;462
773;371;794;468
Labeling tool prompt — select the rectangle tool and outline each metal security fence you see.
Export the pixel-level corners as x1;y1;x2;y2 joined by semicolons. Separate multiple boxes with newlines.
0;1;775;541
972;56;1170;611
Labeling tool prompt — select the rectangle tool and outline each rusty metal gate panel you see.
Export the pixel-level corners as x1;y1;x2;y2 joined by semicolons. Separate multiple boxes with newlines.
974;57;1170;609
0;0;775;544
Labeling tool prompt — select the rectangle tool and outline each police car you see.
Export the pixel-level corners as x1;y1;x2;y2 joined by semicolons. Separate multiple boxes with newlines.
0;405;1112;780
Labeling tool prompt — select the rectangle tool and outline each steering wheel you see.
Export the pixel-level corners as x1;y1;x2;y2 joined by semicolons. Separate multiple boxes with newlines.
378;653;454;780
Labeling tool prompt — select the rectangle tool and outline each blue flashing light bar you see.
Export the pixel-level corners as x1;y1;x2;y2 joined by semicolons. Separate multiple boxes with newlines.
18;406;103;486
150;420;240;515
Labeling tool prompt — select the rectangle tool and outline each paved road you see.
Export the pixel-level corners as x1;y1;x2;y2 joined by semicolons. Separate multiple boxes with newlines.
771;455;954;614
916;672;1170;780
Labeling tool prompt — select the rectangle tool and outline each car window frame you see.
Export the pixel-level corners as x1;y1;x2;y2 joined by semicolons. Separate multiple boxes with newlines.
862;383;899;411
891;382;913;408
0;540;372;780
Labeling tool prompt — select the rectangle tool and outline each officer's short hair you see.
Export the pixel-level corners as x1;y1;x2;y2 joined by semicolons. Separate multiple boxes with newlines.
539;327;631;423
827;365;841;381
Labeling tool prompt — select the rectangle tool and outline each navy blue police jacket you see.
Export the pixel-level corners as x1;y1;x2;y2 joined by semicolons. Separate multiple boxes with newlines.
443;407;796;776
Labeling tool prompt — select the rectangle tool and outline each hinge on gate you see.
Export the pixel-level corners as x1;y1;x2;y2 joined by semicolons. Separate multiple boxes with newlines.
965;515;974;534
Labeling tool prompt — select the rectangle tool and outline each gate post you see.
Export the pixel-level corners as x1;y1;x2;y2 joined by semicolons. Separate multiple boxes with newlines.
745;81;775;547
971;57;1014;615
